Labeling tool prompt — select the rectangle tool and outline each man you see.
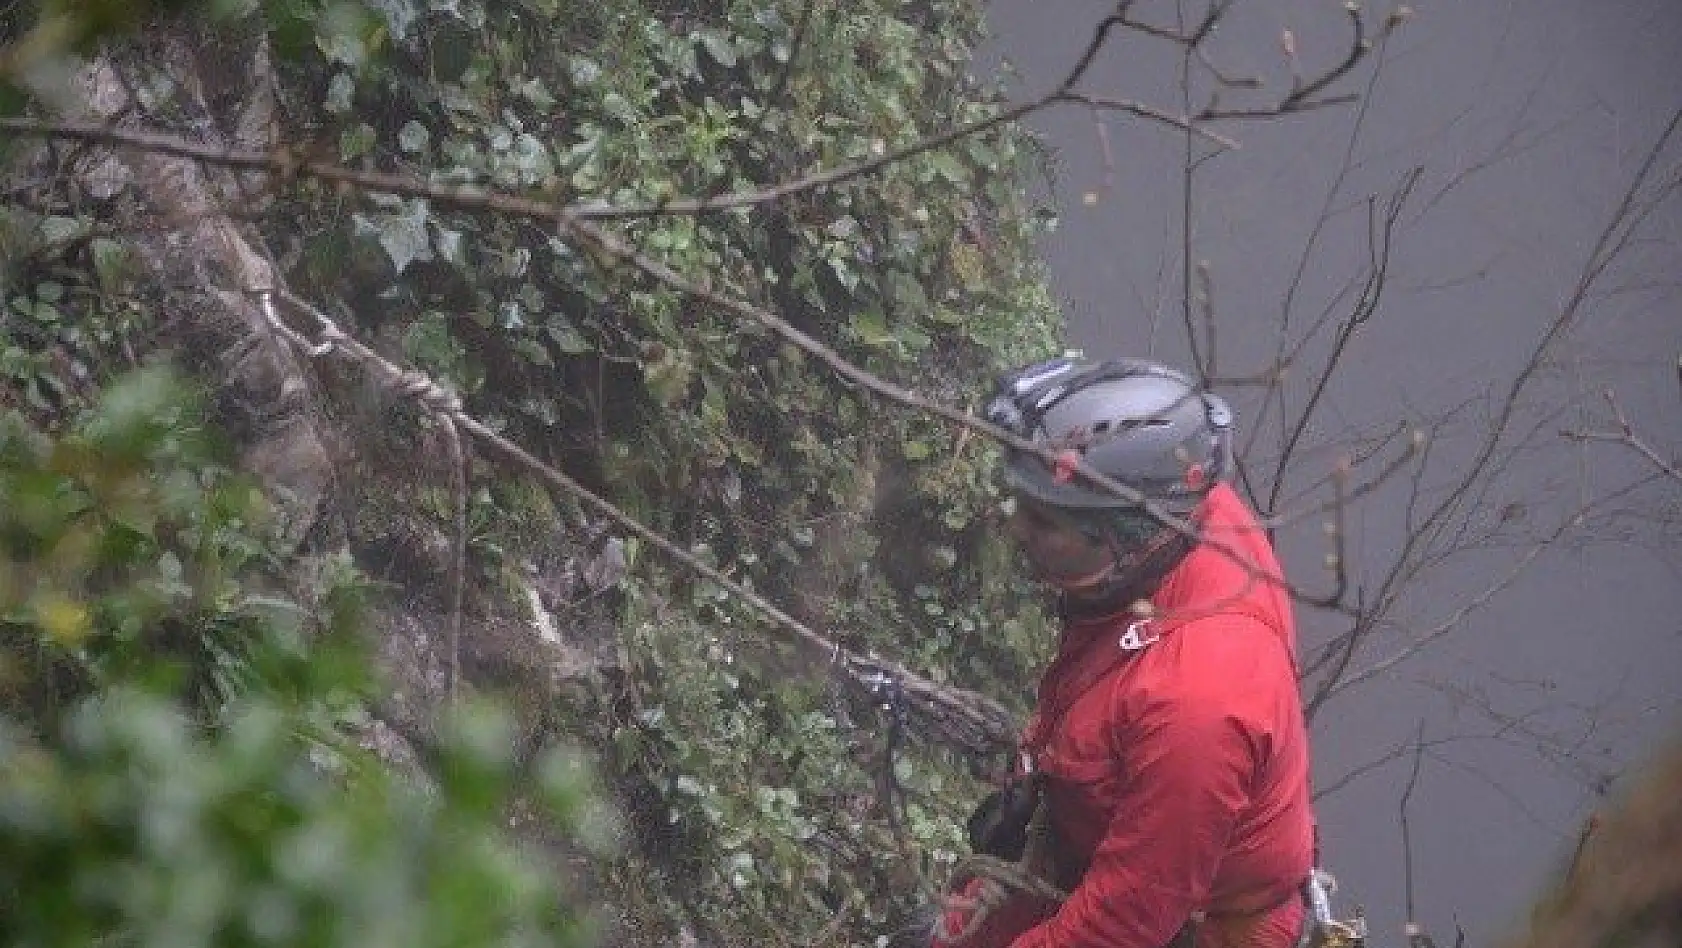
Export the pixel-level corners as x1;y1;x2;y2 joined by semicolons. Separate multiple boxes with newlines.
935;357;1317;948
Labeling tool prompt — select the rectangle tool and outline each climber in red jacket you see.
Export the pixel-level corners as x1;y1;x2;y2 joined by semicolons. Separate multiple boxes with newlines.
935;357;1317;948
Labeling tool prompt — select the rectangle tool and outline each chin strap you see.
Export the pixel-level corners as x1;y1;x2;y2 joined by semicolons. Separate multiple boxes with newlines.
1060;521;1196;617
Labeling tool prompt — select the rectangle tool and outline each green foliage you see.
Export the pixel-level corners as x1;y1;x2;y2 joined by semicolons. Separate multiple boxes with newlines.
601;590;976;941
260;0;1066;939
0;365;286;720
0;368;609;947
0;675;606;947
6;0;1069;941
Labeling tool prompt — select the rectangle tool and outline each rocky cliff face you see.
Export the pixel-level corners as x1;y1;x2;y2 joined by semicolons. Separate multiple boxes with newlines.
10;2;1066;941
39;16;614;788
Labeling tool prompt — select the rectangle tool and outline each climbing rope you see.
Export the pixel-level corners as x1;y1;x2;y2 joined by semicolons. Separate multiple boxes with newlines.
252;285;1020;755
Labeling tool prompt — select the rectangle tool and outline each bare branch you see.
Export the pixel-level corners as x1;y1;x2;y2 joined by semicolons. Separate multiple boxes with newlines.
1111;0;1238;48
1399;719;1427;924
1266;166;1421;517
1198;3;1400;122
1312;723;1463;802
1064;92;1239;150
1324;526;1546;700
1309;106;1682;708
1560;389;1682;485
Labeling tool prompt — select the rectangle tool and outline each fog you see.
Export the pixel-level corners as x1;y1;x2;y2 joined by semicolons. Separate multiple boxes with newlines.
979;1;1682;941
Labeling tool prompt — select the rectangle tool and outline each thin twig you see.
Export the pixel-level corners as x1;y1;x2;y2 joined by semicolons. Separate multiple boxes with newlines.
1315;107;1682;707
1196;259;1215;378
1560;389;1682;485
1399;719;1427;925
441;416;468;706
1198;4;1390;121
1266;166;1420;518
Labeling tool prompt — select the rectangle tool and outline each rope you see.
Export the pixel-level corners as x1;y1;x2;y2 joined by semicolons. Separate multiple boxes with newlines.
254;286;1047;939
251;286;1021;755
930;790;1070;947
257;290;470;704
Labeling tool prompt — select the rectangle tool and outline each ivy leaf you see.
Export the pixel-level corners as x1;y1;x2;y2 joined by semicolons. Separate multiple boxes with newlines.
90;238;131;291
509;133;554;184
339;123;377;160
827;256;859;293
366;0;423;40
569;57;603;86
517;78;556;112
642;350;694;406
398;120;431;153
849;308;892;347
895;322;932;352
699;31;738;68
825;216;859;240
545;318;593;355
325;72;356;113
432;226;464;265
314;1;379;68
514;337;552;366
38;216;89;247
352;199;434;275
929;152;968;185
889;269;930;313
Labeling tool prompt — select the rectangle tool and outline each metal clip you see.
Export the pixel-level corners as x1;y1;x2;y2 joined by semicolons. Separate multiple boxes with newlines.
1118;619;1159;651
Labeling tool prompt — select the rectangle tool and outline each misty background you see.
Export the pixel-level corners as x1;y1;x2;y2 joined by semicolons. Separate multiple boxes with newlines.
978;0;1682;943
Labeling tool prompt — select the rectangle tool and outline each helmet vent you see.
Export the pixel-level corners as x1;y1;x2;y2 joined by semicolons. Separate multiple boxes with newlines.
1111;417;1173;431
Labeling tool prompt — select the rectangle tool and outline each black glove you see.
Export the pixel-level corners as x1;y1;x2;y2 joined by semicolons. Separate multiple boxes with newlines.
965;773;1046;861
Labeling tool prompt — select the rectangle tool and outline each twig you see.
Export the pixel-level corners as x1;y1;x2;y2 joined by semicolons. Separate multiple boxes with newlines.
1399;720;1427;925
1313;728;1462;802
1320;527;1549;701
441;416;468;706
1064;92;1239;150
1316;106;1682;706
1196;259;1215;378
1559;389;1682;485
1198;3;1393;121
1266;166;1420;518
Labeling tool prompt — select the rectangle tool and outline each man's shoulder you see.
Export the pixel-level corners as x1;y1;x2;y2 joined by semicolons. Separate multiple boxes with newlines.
1144;614;1298;706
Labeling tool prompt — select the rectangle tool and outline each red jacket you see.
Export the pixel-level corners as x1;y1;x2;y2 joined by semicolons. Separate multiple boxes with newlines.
940;484;1315;948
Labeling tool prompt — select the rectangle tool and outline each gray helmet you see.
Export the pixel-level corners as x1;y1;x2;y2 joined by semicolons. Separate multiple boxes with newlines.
984;357;1234;518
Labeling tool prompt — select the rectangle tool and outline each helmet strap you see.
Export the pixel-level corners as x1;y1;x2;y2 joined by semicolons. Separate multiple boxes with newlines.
1061;512;1200;616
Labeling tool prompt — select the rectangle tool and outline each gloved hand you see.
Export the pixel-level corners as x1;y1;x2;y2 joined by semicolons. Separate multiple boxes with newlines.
966;773;1046;862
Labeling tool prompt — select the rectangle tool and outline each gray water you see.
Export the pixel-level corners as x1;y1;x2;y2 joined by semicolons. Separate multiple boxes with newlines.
979;1;1682;942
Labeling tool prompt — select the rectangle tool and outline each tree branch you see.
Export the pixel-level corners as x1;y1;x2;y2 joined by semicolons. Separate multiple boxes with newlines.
1560;389;1682;485
1399;719;1427;925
